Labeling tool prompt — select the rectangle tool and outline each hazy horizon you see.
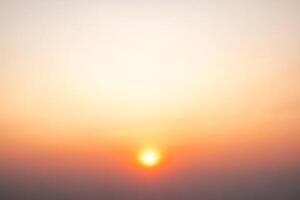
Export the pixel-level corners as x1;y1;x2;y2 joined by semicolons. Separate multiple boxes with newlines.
1;0;300;199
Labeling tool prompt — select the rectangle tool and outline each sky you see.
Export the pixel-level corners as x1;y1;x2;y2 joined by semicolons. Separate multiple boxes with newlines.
0;0;300;199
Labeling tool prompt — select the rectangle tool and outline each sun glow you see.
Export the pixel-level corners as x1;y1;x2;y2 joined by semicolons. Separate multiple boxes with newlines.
138;149;161;168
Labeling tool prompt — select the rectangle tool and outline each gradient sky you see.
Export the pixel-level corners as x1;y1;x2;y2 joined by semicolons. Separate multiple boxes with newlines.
0;0;300;199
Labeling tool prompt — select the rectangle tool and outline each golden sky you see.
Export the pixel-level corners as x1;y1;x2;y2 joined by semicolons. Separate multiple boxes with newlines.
0;1;300;198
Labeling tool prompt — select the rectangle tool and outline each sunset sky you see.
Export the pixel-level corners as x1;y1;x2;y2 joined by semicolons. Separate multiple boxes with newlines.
1;0;300;199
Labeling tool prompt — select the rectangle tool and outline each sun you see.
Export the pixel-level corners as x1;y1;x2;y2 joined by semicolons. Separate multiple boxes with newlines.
138;149;161;168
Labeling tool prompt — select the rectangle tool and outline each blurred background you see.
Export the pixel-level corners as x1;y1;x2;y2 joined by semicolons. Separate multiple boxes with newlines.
1;0;300;199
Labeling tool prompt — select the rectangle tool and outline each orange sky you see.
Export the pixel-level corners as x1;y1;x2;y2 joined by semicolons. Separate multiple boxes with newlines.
0;2;300;198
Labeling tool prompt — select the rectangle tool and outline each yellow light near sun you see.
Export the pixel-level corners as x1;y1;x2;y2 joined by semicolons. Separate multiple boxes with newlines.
138;149;161;168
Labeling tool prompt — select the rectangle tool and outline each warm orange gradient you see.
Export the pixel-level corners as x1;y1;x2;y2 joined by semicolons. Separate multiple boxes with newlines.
0;2;300;199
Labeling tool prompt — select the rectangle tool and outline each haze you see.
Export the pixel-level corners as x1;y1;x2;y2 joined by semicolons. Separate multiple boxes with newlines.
1;0;300;199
